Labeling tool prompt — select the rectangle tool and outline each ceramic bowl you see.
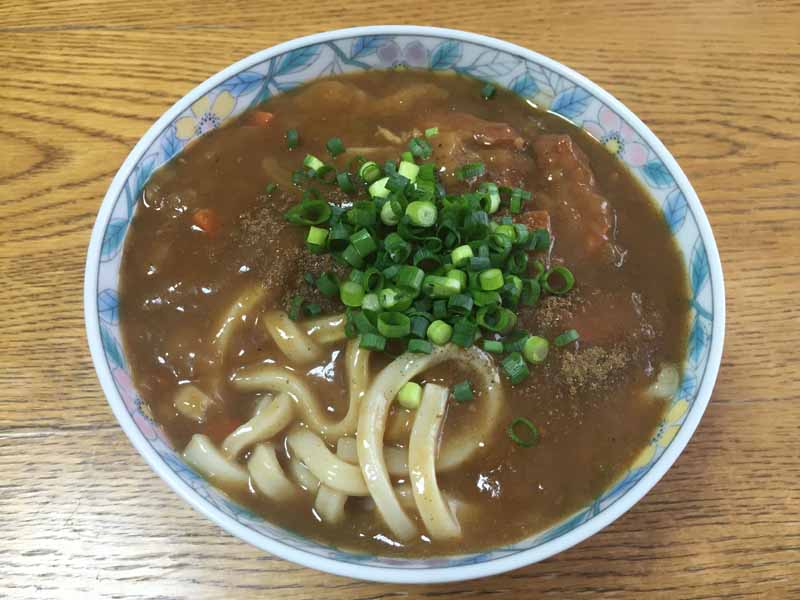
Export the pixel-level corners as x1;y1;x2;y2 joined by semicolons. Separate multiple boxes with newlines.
84;25;725;583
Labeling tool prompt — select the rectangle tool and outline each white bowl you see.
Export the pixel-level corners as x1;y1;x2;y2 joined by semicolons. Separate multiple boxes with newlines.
84;26;725;583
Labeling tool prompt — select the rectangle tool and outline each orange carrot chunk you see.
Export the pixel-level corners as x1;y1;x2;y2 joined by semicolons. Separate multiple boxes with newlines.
247;111;275;127
192;208;219;237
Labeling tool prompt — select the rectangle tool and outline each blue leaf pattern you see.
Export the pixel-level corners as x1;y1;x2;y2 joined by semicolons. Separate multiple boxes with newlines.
691;241;709;297
429;40;462;70
642;160;673;188
550;86;592;119
459;50;517;78
510;72;539;98
101;218;128;261
220;71;265;97
162;126;183;162
100;324;125;369
351;35;385;59
98;289;119;324
275;45;321;76
92;35;720;568
663;188;688;232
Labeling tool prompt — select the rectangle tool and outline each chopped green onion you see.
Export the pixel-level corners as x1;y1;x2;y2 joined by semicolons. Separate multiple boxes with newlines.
479;268;504;291
340;281;365;307
541;266;575;295
523;336;549;363
306;226;328;249
482;339;504;354
360;332;386;351
409;314;430;339
412;248;443;271
432;299;447;319
452;318;478;348
530;259;546;280
447;269;467;290
265;182;279;195
361;293;381;314
286;128;299;149
303;154;325;173
380;200;401;226
363;268;384;293
398;161;420;182
288;295;304;321
386;174;409;192
502;352;529;384
303;272;316;286
507;417;539;447
285;199;331;225
554;329;580;347
316;272;339;297
424;126;439;138
396;265;425;294
377;312;411;338
304;302;321;316
409;137;432;159
341;244;364;268
451;244;474;267
453;380;473;403
427;320;453;345
349;229;377;257
326;137;345;157
405;201;437;227
468;256;491;272
448;293;474;316
481;82;496;99
507;251;528;275
336;171;355;193
476;306;517;334
503;331;530;353
407;339;433;354
520;278;541;306
456;162;485;181
385;232;411;263
479;182;501;213
359;161;381;183
532;228;551;252
401;151;414;163
397;382;422;410
423;275;461;298
368;176;390;198
471;289;501;307
351;310;377;334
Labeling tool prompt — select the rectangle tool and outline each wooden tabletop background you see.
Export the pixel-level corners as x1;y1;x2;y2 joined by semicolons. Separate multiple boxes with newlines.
2;1;799;598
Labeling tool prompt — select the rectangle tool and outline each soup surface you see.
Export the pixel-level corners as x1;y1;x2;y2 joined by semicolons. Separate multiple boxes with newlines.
119;70;689;556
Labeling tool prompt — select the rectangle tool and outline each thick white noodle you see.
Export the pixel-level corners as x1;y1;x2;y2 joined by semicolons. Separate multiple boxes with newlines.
287;429;369;496
356;344;502;541
287;456;320;492
304;313;347;345
247;443;298;501
213;286;267;355
409;384;461;540
173;383;211;422
222;393;294;459
231;338;370;441
336;437;409;477
183;434;249;489
313;444;353;524
262;311;323;364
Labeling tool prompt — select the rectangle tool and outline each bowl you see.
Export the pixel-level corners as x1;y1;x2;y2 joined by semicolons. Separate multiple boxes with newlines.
84;25;725;583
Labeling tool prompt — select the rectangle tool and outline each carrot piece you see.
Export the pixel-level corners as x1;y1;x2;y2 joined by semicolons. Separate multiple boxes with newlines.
192;208;219;237
247;111;275;127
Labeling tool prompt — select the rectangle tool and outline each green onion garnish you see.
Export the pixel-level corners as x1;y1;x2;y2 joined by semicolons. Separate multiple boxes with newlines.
456;162;485;181
288;295;305;321
501;352;529;384
397;381;422;409
409;137;432;159
554;329;580;347
453;380;473;403
424;127;439;138
286;128;299;149
340;281;365;307
482;340;504;354
303;154;325;173
523;336;549;363
427;320;453;345
541;266;575;295
407;339;433;354
360;332;386;351
359;161;381;183
481;82;496;100
405;201;437;227
507;417;539;447
326;137;345;157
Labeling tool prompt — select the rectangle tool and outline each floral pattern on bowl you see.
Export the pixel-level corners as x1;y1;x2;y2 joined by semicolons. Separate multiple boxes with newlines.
85;27;724;583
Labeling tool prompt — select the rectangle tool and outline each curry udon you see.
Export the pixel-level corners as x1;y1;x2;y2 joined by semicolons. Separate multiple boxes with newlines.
119;70;689;556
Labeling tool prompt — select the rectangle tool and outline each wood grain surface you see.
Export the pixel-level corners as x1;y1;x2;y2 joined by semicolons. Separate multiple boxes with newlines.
2;1;799;598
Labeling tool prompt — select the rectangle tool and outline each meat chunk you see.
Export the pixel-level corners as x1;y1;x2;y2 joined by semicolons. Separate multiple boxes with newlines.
532;134;613;258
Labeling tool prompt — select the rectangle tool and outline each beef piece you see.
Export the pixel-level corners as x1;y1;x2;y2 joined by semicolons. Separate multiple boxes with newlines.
532;134;614;257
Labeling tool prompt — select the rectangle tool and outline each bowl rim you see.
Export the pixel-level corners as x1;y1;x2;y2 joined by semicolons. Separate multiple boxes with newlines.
84;25;725;584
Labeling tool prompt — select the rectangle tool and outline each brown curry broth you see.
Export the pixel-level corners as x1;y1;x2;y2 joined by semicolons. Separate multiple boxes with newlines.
119;70;688;556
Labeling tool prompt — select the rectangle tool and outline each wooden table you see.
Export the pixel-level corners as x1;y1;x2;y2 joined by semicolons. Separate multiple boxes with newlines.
2;1;799;598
